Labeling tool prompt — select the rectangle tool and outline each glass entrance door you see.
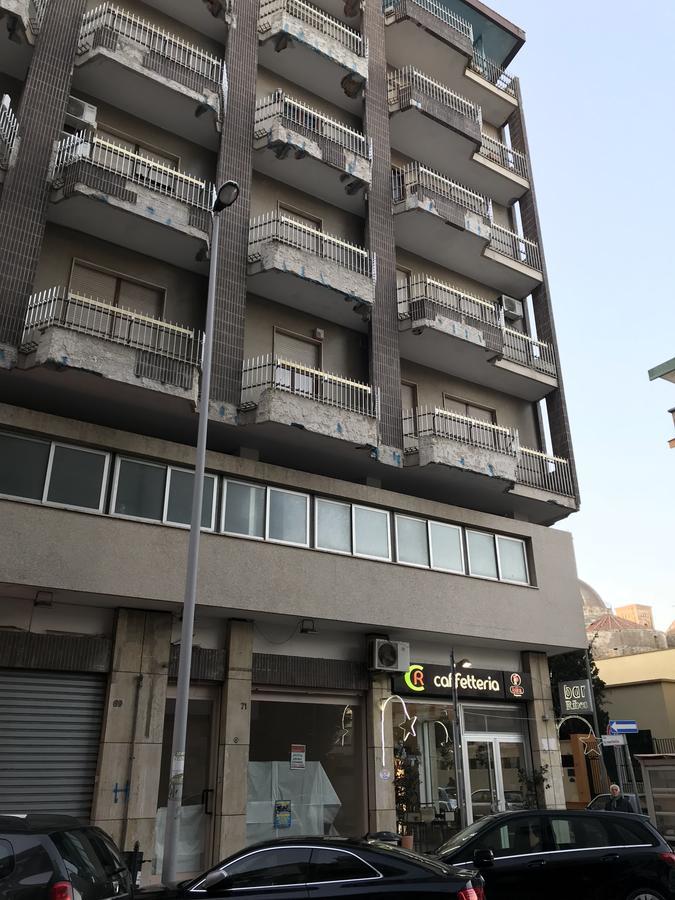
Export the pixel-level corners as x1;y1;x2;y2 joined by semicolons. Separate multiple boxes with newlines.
466;740;498;820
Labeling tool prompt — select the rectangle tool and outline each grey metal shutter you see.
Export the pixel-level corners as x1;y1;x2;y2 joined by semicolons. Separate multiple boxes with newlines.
0;670;106;820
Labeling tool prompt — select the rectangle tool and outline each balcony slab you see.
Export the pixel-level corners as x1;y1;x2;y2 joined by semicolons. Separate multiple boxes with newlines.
0;0;34;78
415;431;518;482
470;151;529;206
462;67;518;129
142;0;232;41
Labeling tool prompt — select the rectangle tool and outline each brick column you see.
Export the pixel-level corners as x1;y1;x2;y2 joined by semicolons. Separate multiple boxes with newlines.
210;2;259;409
523;651;566;810
0;0;86;348
90;609;172;886
508;81;580;503
363;5;403;460
213;620;253;859
366;673;397;833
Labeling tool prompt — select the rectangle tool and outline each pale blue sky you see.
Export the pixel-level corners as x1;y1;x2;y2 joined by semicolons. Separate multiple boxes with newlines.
492;0;675;629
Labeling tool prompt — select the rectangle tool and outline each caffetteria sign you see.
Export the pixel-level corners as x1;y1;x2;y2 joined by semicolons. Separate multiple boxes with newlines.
392;663;533;702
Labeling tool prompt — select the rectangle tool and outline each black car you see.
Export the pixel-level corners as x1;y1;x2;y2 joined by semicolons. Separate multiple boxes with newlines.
140;836;485;899
434;809;675;900
0;814;134;900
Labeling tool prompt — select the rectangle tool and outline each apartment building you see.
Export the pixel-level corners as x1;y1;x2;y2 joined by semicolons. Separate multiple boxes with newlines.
648;356;675;448
0;0;585;884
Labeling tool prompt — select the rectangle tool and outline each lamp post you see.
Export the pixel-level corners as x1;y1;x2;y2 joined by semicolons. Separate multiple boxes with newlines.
451;652;471;829
162;180;239;887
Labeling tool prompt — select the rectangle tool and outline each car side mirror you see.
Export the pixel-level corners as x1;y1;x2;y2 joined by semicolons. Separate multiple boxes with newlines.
473;848;494;868
204;869;230;894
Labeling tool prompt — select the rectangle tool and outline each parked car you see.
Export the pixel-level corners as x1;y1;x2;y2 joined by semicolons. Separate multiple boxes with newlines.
139;837;485;898
433;808;675;900
587;792;642;814
0;813;134;900
470;789;526;817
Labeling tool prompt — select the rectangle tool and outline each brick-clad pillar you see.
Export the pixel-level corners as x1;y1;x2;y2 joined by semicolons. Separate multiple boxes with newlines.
508;80;580;503
366;673;397;833
210;2;260;407
363;5;403;458
0;0;86;347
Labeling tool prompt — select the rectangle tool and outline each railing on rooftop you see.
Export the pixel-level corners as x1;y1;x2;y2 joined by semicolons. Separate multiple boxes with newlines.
79;3;223;88
255;91;371;160
469;51;516;97
387;67;481;125
53;131;212;210
383;0;473;41
490;223;541;272
248;212;375;280
242;355;378;417
403;406;519;456
479;133;529;180
392;162;491;219
0;100;18;168
517;447;574;497
259;0;367;58
22;287;202;366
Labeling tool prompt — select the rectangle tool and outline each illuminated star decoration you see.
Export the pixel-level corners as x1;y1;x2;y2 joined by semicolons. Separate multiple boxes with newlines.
580;734;601;758
398;713;418;742
334;705;352;747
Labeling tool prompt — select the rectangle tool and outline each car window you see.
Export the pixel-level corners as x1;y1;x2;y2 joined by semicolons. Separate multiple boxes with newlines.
224;848;310;888
309;848;379;883
475;816;544;858
550;816;612;850
0;839;14;879
606;818;656;846
51;829;107;882
87;830;125;875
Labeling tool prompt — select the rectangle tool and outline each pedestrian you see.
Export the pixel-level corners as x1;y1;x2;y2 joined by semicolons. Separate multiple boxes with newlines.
604;783;632;812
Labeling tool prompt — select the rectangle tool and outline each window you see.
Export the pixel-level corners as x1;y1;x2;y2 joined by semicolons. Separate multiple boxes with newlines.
550;815;612;851
308;848;379;883
0;432;50;500
51;830;107;883
395;514;429;567
267;487;309;546
223;480;265;539
353;505;391;560
274;330;321;396
443;395;496;424
466;530;498;579
114;458;166;520
496;535;529;584
606;818;655;846
70;261;164;319
0;840;13;880
279;205;322;257
223;847;311;888
476;816;545;858
429;521;464;573
164;468;216;530
315;498;351;554
46;444;109;511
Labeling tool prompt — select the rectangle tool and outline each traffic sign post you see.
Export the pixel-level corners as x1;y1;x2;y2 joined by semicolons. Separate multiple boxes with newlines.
601;734;626;747
608;722;640;802
608;720;639;735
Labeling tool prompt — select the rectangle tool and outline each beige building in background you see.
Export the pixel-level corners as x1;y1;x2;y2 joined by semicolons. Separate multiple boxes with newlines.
616;604;655;630
597;648;675;738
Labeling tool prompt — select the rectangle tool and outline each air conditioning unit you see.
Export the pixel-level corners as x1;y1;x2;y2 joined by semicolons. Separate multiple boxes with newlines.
65;96;97;132
370;639;411;673
499;294;524;322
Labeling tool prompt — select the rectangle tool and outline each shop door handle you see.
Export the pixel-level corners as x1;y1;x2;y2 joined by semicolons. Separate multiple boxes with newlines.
527;860;547;869
601;853;620;863
201;788;214;815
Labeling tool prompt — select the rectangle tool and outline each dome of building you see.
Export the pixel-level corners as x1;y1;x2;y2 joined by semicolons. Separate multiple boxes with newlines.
587;612;669;659
579;579;608;627
667;621;675;649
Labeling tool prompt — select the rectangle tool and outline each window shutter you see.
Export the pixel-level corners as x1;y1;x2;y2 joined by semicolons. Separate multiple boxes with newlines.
274;333;320;369
69;263;117;304
117;279;163;318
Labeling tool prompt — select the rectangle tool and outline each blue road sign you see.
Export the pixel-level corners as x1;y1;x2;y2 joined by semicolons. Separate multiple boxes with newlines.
609;720;638;734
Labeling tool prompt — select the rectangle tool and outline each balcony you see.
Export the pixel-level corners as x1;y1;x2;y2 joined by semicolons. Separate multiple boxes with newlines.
253;92;372;214
0;98;18;177
383;1;518;127
475;132;529;204
392;162;542;297
142;0;234;40
240;354;378;447
19;286;202;401
49;132;212;274
0;0;41;77
74;4;223;149
515;447;575;502
247;212;375;330
258;0;368;113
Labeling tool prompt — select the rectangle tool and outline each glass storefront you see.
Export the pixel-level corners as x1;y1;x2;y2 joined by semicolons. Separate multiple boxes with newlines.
247;693;366;842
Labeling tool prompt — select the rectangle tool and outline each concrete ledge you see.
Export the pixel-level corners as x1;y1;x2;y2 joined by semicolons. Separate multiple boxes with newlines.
394;193;492;241
417;432;519;481
384;1;473;60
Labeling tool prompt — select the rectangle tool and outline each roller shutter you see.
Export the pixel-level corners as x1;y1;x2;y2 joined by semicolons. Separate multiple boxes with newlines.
0;670;106;819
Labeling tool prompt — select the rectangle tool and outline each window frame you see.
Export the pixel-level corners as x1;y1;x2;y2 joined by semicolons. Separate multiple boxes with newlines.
68;257;167;318
0;430;52;504
306;847;383;885
163;465;217;532
428;519;466;575
394;512;430;569
314;496;353;556
111;455;168;524
265;486;310;548
352;504;392;562
465;528;499;581
43;441;111;514
495;534;530;585
194;845;313;891
221;478;267;542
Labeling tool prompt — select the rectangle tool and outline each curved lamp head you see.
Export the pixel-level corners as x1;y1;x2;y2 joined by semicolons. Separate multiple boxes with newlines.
457;658;472;669
213;180;240;213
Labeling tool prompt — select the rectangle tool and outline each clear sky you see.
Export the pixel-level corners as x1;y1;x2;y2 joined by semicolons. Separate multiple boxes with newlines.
491;1;675;629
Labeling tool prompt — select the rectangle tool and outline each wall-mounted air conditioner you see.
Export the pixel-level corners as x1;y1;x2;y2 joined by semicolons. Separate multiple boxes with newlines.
499;295;524;322
65;96;97;132
369;639;411;673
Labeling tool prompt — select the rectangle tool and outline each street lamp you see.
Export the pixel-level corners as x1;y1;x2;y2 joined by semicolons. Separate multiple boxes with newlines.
451;651;472;829
162;180;239;887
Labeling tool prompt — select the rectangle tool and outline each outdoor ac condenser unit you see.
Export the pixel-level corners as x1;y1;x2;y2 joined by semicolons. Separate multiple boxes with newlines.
369;639;411;673
65;96;97;132
499;294;524;321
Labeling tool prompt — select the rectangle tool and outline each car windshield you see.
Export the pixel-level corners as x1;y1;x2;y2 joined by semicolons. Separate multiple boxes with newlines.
368;841;453;875
435;817;499;855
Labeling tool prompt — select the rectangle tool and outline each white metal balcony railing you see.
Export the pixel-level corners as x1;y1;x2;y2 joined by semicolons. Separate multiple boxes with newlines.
31;0;49;28
392;162;491;219
79;4;223;86
517;447;574;497
469;52;516;97
248;212;375;280
387;67;481;125
502;327;556;376
22;287;202;365
479;133;529;180
403;406;518;456
242;355;378;417
255;91;372;160
0;99;18;168
259;0;367;58
53;131;212;210
383;0;472;41
490;222;542;271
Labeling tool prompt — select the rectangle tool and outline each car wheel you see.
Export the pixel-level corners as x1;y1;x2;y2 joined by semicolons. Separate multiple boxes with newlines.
625;890;666;900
